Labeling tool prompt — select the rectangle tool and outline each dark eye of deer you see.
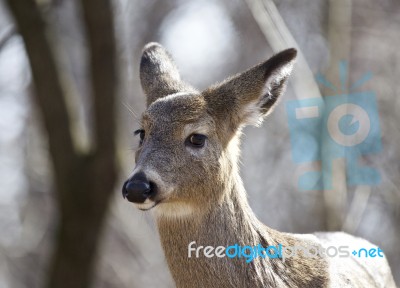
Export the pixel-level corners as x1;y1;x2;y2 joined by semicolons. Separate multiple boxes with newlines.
134;129;145;145
187;134;206;148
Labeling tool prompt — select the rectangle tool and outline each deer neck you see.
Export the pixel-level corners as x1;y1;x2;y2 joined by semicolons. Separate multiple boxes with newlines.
156;171;282;284
156;180;268;286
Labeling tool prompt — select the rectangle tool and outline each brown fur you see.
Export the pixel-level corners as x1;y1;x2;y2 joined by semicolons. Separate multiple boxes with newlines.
127;43;396;288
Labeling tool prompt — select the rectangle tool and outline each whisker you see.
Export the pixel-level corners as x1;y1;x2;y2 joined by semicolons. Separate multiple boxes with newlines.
121;101;140;121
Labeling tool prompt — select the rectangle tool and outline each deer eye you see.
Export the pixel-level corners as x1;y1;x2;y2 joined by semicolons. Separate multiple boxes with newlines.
134;129;145;145
187;134;207;148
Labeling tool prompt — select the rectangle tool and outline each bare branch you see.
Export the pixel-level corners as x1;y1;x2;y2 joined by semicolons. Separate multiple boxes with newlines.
244;0;321;100
342;185;371;233
81;0;117;160
321;0;353;230
0;25;16;50
5;0;76;183
45;0;118;287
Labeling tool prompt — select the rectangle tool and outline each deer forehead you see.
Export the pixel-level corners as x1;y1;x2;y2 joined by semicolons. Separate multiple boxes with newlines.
143;92;214;134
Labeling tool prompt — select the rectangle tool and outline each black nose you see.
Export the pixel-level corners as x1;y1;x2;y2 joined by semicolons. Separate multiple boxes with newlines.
122;172;155;203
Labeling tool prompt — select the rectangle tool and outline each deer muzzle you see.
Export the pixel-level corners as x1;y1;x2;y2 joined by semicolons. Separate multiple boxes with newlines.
122;171;157;206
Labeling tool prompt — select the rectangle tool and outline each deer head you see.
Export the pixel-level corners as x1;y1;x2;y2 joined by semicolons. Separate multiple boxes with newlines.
122;43;297;217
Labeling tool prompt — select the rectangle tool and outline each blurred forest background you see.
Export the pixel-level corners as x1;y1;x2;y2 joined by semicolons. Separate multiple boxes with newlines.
0;0;399;287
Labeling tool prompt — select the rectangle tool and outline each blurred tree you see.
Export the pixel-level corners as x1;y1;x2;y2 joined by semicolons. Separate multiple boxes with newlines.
4;0;118;288
245;0;356;231
321;0;353;232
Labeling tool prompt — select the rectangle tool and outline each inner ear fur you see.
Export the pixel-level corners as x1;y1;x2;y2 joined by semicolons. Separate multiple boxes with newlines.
140;42;196;106
203;48;297;128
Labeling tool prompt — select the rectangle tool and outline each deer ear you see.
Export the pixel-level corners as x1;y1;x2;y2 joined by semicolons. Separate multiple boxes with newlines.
140;43;195;106
204;48;297;127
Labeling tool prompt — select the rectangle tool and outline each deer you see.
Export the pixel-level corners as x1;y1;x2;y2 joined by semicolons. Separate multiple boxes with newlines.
122;42;396;288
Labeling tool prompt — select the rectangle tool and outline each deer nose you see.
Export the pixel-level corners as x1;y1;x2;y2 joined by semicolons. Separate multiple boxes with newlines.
122;172;154;203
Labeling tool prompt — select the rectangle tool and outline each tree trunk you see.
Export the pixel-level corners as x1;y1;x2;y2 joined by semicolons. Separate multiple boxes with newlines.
4;0;118;287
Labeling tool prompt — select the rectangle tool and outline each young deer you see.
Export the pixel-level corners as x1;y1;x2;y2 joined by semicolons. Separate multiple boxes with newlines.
122;43;396;288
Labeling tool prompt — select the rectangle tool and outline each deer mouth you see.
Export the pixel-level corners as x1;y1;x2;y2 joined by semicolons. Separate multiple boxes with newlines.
136;199;162;211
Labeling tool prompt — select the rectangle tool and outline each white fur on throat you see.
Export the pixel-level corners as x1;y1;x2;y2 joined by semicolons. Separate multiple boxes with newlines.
153;202;195;219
